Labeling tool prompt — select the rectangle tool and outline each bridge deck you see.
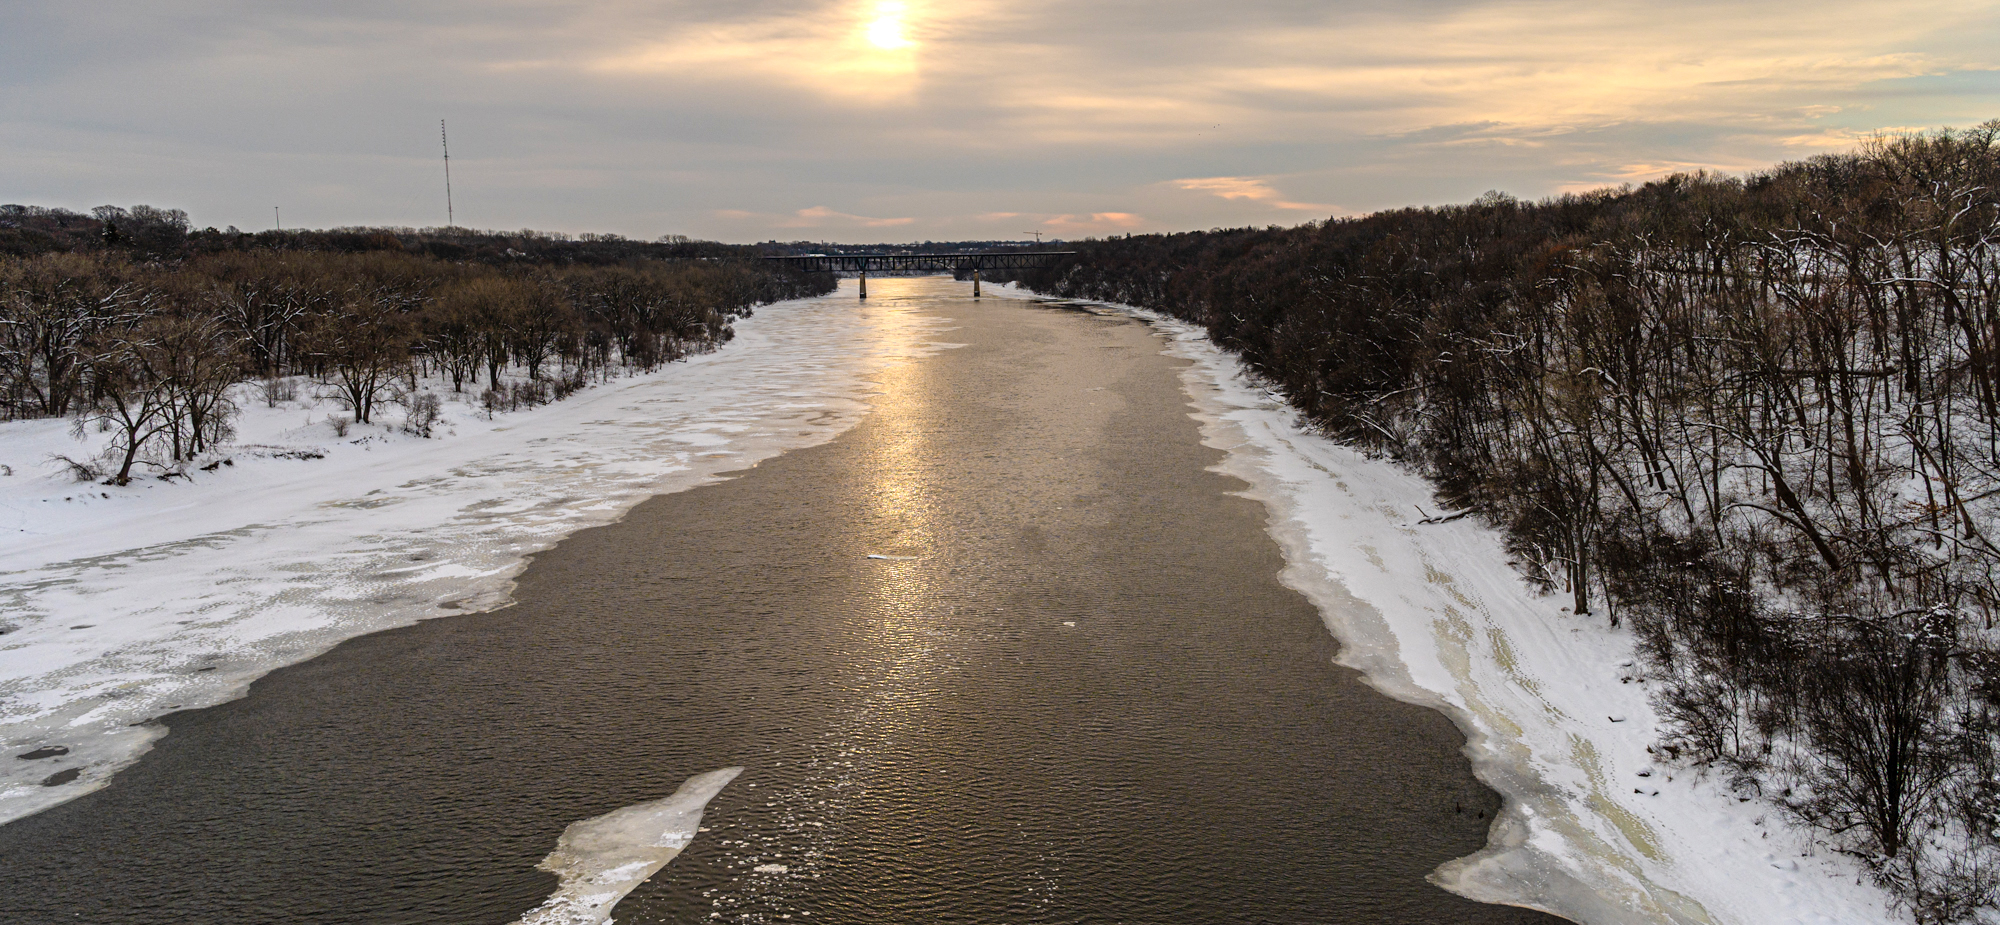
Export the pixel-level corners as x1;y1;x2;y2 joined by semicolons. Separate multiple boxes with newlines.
764;252;1074;273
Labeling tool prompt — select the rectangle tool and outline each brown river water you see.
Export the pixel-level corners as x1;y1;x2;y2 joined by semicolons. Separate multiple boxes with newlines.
0;279;1565;924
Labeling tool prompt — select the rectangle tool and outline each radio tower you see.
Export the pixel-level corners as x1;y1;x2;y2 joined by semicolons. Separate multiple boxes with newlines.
441;119;454;229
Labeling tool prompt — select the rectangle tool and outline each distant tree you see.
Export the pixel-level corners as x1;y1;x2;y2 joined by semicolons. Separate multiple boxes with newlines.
0;253;140;418
308;288;412;425
509;277;577;381
73;317;172;484
425;281;493;392
200;251;328;375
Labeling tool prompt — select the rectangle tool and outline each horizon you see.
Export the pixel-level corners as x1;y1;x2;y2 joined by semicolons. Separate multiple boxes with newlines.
13;141;1931;248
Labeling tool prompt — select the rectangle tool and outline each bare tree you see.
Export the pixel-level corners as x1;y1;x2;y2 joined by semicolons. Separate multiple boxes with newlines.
307;288;412;425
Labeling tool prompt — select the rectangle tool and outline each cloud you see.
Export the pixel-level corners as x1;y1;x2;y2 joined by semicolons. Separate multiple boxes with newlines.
1172;176;1342;212
1042;212;1146;234
585;0;951;102
716;206;915;229
1774;125;1936;148
4;0;1998;240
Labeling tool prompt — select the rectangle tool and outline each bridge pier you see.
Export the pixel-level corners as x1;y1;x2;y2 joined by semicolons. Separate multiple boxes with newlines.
764;252;1072;296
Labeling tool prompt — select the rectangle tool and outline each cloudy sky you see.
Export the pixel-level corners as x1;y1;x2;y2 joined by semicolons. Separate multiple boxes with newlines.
6;1;1999;242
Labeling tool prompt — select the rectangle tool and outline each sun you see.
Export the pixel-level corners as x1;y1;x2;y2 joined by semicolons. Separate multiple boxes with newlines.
865;2;912;50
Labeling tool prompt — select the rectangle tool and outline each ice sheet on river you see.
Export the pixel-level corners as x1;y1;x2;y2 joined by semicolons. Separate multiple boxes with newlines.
0;285;952;825
513;767;742;925
985;285;1896;925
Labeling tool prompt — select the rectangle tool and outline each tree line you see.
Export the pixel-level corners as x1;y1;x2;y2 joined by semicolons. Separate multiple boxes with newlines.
0;208;834;484
1011;123;2000;921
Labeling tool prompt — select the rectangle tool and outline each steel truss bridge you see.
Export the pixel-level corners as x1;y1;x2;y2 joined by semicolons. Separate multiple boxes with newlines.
763;251;1075;298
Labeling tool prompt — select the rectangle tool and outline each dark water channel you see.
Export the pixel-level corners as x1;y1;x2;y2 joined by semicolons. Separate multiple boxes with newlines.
0;279;1564;924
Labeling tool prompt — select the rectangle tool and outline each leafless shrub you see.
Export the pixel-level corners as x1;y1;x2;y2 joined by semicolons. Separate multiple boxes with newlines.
550;368;587;401
48;454;101;482
402;391;442;438
258;376;297;407
1874;842;2000;924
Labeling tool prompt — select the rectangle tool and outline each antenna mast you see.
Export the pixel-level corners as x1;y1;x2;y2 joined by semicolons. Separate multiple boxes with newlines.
441;119;454;229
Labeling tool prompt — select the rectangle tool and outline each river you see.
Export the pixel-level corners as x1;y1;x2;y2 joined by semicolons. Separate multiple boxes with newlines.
0;278;1563;924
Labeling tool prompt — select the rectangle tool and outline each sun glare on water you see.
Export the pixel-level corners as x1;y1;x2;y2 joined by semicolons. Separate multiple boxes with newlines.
865;2;913;50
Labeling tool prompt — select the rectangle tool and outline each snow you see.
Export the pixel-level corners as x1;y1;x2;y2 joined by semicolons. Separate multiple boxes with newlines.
984;283;1901;925
512;766;744;925
0;271;1914;921
0;282;953;825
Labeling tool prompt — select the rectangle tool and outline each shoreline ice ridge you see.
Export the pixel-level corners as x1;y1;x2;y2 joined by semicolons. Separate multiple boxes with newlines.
0;284;955;826
984;282;1895;925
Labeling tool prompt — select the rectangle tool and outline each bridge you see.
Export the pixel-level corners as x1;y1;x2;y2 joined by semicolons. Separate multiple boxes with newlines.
764;251;1075;298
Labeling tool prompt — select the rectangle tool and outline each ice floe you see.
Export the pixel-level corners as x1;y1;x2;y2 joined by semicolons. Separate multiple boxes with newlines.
513;767;743;925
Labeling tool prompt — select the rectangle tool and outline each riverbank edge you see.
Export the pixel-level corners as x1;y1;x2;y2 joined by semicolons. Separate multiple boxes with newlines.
0;284;953;827
986;283;1896;925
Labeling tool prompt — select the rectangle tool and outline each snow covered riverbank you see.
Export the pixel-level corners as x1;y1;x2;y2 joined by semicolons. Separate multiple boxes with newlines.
0;283;954;825
987;284;1900;925
0;270;1913;921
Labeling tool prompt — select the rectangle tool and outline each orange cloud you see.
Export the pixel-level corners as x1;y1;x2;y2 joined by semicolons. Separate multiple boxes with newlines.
588;0;945;103
1552;155;1800;193
1172;176;1341;212
1775;125;1934;148
713;206;914;228
788;206;914;227
1043;212;1146;234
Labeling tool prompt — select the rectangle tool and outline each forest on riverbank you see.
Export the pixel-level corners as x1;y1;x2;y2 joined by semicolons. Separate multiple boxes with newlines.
0;206;834;483
1013;123;2000;922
